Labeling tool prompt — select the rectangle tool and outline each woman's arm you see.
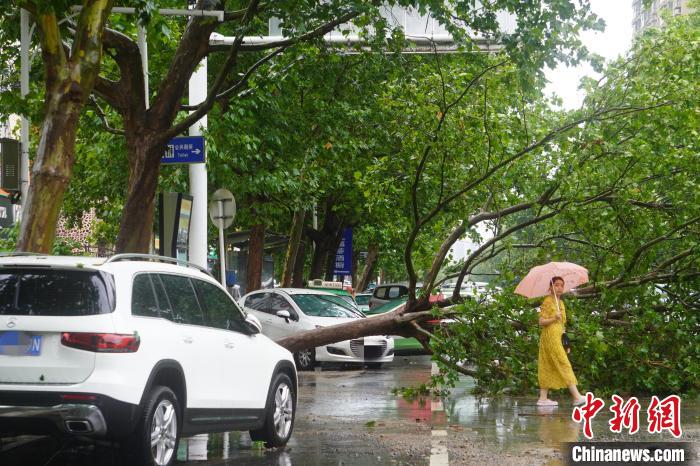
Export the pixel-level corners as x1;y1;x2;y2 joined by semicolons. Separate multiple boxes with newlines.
538;298;562;327
539;314;560;327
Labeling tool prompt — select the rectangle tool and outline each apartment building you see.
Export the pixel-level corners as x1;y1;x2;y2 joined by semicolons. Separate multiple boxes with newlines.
633;0;694;34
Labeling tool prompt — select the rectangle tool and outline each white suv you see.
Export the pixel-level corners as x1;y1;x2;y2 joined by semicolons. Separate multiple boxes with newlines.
0;254;297;466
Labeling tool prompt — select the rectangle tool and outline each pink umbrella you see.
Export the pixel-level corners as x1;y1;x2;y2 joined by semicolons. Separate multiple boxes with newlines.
514;261;588;298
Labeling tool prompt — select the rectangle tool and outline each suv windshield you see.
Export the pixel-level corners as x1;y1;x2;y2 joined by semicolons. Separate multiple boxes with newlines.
0;268;115;316
290;294;364;318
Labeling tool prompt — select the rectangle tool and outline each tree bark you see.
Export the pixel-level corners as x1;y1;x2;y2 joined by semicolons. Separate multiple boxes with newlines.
17;1;113;252
292;240;307;287
275;307;434;353
17;90;81;252
351;249;359;290
307;197;344;279
309;243;327;279
246;223;265;292
324;227;344;280
281;209;305;287
356;243;378;292
114;130;165;253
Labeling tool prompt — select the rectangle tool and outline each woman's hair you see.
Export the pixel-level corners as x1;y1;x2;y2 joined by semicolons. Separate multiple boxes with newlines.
550;276;565;285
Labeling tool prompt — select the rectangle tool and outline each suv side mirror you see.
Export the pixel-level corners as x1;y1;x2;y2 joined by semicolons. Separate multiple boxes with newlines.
276;310;291;323
244;313;262;334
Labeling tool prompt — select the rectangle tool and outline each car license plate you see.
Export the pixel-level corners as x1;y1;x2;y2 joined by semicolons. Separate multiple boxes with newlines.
0;331;42;356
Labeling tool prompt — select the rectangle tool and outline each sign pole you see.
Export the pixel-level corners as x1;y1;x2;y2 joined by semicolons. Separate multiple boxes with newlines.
208;189;236;290
20;9;30;215
218;199;226;287
188;58;208;268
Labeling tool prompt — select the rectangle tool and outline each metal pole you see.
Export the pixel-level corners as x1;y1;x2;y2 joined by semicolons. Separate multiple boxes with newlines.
20;9;30;215
70;6;225;21
218;200;226;287
137;23;149;109
188;58;208;268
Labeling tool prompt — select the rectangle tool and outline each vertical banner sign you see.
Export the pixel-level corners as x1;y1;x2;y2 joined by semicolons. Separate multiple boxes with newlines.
333;228;353;276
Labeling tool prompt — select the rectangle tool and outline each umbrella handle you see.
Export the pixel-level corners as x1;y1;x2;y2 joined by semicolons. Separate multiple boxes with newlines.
552;279;562;319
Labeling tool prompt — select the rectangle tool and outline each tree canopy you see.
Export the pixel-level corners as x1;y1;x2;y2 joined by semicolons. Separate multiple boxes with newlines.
0;2;697;396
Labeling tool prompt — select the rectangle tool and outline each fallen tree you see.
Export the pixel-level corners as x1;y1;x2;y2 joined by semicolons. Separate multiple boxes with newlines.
276;13;700;395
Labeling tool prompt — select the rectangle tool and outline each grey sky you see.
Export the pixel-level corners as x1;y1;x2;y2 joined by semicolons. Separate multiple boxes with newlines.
545;0;633;109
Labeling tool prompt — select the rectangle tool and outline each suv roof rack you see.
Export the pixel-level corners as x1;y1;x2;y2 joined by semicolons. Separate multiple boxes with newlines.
0;252;45;257
104;254;213;277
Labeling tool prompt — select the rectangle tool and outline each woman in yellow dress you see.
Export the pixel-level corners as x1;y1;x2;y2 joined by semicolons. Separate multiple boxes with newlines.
537;276;586;406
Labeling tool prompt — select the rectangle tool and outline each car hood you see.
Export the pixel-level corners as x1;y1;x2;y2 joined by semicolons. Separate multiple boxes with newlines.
306;316;361;327
307;316;390;342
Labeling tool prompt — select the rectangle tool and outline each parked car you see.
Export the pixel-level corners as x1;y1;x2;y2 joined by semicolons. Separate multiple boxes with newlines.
354;293;372;313
307;280;358;311
0;253;297;466
369;283;444;310
368;283;410;310
239;288;393;370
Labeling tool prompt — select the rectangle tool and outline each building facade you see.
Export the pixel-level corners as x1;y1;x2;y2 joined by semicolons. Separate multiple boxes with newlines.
633;0;694;35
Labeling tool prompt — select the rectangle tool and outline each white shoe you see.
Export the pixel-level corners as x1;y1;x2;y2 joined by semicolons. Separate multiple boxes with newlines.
537;399;558;406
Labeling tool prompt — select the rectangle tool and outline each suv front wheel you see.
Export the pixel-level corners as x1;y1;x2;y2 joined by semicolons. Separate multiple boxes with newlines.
131;386;180;466
249;373;295;447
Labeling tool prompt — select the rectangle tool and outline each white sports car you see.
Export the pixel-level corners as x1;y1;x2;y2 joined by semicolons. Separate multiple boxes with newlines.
239;288;394;370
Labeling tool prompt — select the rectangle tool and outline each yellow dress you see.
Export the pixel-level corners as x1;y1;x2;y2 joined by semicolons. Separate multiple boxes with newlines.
538;295;578;389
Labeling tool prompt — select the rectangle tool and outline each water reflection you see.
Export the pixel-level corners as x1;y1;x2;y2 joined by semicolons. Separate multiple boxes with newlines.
536;406;579;448
444;377;700;456
177;432;293;465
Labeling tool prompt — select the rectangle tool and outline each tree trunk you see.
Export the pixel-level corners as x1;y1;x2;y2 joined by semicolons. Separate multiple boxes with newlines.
307;198;343;279
115;135;163;253
17;2;113;252
17;91;81;252
276;310;412;353
292;240;307;287
281;209;305;287
324;228;344;280
356;244;378;292
246;223;265;292
351;249;359;290
309;243;327;279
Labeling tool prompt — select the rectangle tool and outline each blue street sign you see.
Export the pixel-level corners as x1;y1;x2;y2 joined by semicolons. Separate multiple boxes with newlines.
333;228;353;276
162;136;205;164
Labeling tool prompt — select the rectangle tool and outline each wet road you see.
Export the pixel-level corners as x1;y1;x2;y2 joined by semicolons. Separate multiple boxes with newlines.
1;356;698;465
0;357;436;466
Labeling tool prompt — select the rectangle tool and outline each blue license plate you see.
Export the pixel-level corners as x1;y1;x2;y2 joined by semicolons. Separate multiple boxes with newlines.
0;331;42;356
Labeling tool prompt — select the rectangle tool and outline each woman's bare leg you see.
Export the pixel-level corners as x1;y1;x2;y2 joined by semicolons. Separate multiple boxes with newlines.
539;388;549;401
568;384;583;401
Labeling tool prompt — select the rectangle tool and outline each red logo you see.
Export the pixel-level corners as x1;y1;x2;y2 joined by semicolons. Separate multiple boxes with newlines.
647;395;682;438
572;392;605;439
609;395;640;434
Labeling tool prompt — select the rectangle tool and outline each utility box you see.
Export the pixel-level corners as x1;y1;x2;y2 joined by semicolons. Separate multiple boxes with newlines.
0;138;20;192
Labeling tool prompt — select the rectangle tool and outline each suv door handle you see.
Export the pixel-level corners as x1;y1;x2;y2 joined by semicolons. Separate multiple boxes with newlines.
224;341;235;349
183;336;193;344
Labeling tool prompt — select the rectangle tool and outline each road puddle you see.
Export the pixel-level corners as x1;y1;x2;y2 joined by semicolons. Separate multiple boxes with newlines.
443;375;700;462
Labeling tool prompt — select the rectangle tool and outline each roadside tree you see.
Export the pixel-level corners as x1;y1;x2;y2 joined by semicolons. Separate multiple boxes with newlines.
4;0;601;254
